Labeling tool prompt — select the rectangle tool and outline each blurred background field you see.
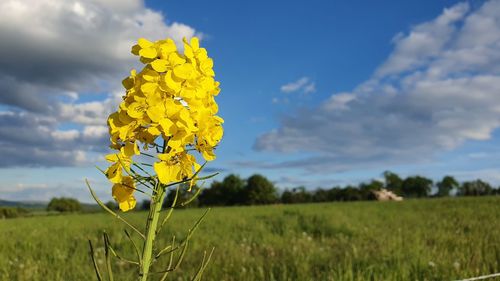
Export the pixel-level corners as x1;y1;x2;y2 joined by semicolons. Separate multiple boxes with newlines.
1;196;499;281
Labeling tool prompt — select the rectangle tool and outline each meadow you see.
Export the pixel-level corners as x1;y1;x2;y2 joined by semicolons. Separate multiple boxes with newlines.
0;197;499;281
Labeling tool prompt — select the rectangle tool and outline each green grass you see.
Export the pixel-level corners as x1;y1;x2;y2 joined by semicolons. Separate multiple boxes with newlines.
1;197;499;281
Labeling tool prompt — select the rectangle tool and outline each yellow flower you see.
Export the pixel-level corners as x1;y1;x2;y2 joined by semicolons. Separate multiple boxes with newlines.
158;38;177;58
120;142;140;158
132;38;157;59
154;161;182;184
104;36;224;211
105;162;123;183
112;176;137;212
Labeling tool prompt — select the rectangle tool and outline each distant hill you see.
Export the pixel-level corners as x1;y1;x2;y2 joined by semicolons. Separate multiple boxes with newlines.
0;199;101;212
0;199;47;209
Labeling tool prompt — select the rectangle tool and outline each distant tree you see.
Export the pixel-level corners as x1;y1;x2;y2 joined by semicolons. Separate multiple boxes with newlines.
383;171;403;195
436;176;459;197
493;187;500;195
359;180;384;200
0;207;28;219
47;197;82;212
198;174;246;206
494;187;500;195
312;188;330;202
402;176;433;198
326;186;363;201
105;201;118;210
281;186;312;204
327;187;343;201
281;190;294;204
243;174;278;205
341;186;363;201
458;179;493;196
198;181;223;206
220;174;246;205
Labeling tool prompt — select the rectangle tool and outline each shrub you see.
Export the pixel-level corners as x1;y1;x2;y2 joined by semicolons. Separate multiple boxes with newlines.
0;207;28;219
47;197;82;212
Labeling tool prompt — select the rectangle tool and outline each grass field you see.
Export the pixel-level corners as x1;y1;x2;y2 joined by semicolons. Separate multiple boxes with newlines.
0;197;499;281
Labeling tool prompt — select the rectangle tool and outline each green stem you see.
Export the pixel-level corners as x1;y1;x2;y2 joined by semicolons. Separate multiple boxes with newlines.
141;138;168;281
140;184;167;281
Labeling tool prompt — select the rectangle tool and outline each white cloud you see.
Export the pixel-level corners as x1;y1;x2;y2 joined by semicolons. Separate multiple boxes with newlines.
51;129;80;141
3;183;48;193
375;2;470;77
303;82;316;94
0;181;109;202
83;125;108;139
255;0;500;173
280;77;316;94
323;93;356;111
0;0;200;167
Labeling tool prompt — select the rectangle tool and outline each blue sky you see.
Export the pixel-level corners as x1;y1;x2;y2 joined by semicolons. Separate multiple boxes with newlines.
0;0;499;202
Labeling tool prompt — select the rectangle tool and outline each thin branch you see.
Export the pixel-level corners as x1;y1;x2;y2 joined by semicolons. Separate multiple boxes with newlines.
191;247;215;281
121;182;153;197
163;172;219;189
159;236;176;281
103;232;114;281
124;229;142;266
180;187;202;207
116;157;155;191
86;179;145;240
155;240;189;274
88;240;103;281
128;168;155;190
133;163;153;178
155;208;210;260
96;165;107;175
141;152;156;158
97;158;154;193
191;250;208;281
157;186;180;237
172;239;189;271
162;161;208;188
154;245;172;260
106;242;140;266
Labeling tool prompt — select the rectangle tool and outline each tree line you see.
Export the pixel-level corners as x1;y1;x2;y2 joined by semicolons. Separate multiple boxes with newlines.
147;172;500;209
42;171;500;213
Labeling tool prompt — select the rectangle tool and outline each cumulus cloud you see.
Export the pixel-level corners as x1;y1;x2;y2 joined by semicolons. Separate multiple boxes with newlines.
280;77;316;94
0;0;199;167
0;181;110;202
255;1;500;173
375;2;470;77
0;110;107;167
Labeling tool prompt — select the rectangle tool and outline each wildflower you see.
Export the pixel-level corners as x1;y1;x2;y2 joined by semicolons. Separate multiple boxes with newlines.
104;36;223;211
112;176;137;211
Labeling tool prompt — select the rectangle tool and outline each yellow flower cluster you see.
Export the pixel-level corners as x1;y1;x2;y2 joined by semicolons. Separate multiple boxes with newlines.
104;37;223;211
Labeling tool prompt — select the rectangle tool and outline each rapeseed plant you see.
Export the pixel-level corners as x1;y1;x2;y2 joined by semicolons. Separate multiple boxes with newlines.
86;36;223;281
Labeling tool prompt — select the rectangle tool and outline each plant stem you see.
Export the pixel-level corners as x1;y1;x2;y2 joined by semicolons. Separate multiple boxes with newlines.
140;139;168;281
140;184;167;281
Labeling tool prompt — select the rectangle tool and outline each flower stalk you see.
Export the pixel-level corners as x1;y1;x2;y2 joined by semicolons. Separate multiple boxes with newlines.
140;184;166;280
86;35;223;280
